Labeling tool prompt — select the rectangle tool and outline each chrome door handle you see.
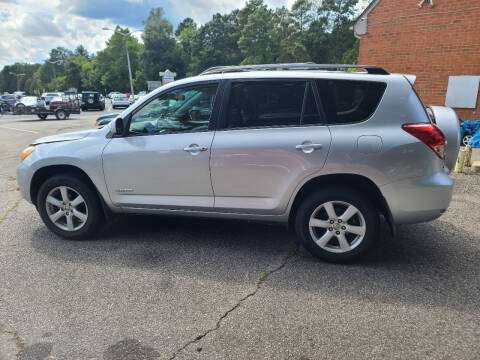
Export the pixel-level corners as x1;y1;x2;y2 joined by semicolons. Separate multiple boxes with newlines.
184;145;208;152
296;143;323;150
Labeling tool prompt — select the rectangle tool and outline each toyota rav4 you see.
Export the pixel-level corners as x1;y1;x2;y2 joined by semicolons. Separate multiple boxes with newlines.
17;63;460;262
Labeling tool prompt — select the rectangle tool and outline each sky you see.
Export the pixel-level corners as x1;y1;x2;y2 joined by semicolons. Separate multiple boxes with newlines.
0;0;369;70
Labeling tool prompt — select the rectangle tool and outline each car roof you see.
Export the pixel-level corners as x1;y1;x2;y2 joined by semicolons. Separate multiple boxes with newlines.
157;70;403;91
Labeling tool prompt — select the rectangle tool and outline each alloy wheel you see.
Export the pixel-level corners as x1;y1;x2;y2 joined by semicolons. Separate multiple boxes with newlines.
463;135;472;146
308;201;366;253
45;186;88;231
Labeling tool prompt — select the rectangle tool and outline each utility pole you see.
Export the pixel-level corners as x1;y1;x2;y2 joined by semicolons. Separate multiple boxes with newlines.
124;39;134;96
47;60;62;91
9;72;26;92
102;27;141;96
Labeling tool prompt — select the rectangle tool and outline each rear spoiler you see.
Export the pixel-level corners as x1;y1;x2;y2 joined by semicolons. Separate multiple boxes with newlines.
403;74;417;85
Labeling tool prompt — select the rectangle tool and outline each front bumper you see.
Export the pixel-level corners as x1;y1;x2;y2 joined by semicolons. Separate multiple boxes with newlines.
16;161;32;203
381;170;454;224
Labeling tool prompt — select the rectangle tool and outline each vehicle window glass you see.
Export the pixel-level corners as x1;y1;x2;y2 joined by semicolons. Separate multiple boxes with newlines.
303;83;321;125
129;84;218;135
225;81;305;129
316;80;386;124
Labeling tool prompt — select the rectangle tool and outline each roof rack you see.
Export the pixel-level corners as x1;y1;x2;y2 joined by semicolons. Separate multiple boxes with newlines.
200;63;389;76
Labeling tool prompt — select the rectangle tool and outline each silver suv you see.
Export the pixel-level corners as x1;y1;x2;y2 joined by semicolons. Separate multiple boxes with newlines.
17;64;460;262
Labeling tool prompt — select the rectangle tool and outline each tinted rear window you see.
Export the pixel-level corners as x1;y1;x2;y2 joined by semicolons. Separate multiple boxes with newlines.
226;81;305;128
316;80;386;124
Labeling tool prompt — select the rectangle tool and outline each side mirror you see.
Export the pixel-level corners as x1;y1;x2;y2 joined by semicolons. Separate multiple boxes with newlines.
115;117;124;135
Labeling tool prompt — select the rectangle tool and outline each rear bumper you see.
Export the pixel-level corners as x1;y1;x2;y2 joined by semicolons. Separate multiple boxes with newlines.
381;170;454;224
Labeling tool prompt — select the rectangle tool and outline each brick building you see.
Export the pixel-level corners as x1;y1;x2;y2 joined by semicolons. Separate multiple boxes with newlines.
353;0;480;120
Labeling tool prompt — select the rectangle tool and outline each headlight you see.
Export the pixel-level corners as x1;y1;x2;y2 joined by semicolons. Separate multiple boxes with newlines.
21;146;35;161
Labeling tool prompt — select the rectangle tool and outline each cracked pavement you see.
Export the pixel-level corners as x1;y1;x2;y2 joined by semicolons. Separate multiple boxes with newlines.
1;112;479;359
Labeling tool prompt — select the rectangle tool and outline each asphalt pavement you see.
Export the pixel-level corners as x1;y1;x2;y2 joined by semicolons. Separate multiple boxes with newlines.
0;109;479;360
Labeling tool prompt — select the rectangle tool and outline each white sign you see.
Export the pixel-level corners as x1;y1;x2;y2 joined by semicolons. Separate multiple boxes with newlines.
159;69;177;84
445;76;480;109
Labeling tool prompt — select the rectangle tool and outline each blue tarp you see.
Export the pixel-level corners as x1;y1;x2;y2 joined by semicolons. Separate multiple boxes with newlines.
460;120;480;148
471;131;480;148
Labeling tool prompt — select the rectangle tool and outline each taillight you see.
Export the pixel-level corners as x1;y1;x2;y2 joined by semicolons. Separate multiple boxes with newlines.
402;123;445;159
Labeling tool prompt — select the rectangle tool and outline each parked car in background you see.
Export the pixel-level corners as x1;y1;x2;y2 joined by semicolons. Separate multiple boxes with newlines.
0;97;9;113
16;63;461;263
41;92;63;106
94;112;120;127
1;94;21;111
81;91;105;111
14;96;45;114
107;91;121;99
111;94;130;109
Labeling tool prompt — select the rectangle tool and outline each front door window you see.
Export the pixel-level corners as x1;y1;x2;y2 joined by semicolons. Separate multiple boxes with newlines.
129;85;218;135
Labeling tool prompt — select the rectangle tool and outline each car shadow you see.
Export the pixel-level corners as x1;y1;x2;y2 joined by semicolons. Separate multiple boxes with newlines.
30;215;480;311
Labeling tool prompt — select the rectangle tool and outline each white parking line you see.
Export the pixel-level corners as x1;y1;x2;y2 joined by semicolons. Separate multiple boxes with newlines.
0;125;39;134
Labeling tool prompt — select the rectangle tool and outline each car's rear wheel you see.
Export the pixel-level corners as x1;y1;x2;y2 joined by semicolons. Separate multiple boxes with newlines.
37;114;47;119
295;187;379;263
37;175;102;239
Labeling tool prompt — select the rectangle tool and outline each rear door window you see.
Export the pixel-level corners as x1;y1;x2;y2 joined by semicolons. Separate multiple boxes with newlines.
316;80;386;124
224;81;309;129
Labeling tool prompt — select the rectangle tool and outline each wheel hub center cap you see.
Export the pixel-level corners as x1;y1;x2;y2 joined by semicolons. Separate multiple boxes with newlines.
333;223;341;231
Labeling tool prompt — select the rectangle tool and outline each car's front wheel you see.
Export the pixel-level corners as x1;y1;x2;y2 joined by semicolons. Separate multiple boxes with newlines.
37;175;102;239
295;187;379;263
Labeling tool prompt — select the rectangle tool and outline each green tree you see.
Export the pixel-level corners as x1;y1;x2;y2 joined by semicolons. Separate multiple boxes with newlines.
64;55;89;91
141;8;177;80
95;26;143;93
291;0;313;34
237;0;278;64
74;45;90;58
0;63;41;93
310;0;358;63
187;11;241;75
81;59;102;91
175;17;197;36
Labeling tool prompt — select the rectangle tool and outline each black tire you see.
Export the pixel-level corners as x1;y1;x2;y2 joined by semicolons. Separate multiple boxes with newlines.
37;114;47;119
55;109;67;120
37;175;103;240
295;187;379;263
15;104;25;114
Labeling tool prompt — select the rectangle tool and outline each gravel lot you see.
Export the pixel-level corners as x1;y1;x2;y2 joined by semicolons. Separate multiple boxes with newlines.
1;110;479;360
